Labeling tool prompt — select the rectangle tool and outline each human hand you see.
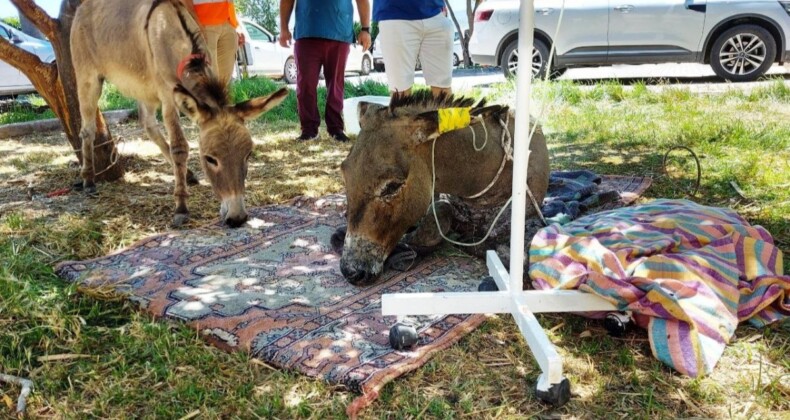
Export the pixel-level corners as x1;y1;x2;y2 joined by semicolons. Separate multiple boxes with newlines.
236;28;245;46
279;28;292;48
358;31;371;52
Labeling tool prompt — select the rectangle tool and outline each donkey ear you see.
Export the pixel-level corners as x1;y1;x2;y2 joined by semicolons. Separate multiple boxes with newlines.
174;84;210;124
233;87;289;121
411;111;441;144
357;101;386;128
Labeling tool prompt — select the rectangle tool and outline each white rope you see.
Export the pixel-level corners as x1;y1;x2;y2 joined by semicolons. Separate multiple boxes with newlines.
73;134;125;178
470;115;488;151
465;113;512;199
429;134;514;247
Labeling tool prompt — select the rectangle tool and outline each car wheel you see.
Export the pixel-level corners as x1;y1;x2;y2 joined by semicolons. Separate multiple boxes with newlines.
374;62;385;72
710;25;775;82
283;57;297;84
415;57;422;71
501;38;550;79
453;53;460;67
361;56;371;75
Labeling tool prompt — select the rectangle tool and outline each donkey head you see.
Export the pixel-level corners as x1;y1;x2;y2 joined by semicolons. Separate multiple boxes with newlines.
174;84;289;227
340;93;488;286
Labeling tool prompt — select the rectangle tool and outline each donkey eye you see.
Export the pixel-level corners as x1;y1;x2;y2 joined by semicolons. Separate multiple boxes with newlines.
379;181;404;198
205;155;218;166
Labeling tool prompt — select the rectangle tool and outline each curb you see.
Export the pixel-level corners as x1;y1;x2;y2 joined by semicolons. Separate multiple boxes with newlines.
0;109;136;139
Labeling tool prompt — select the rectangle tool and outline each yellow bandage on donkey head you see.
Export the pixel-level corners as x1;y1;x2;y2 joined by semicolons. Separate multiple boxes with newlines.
437;107;472;134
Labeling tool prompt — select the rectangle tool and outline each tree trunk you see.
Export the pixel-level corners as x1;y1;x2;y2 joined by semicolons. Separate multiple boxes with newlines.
1;0;124;182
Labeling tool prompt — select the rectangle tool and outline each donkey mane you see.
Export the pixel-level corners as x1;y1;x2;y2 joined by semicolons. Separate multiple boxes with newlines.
388;91;488;115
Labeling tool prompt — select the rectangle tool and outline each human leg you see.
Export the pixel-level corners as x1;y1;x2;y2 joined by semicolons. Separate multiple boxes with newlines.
420;13;454;95
379;19;422;94
214;22;239;86
294;38;323;138
322;40;350;138
202;24;222;79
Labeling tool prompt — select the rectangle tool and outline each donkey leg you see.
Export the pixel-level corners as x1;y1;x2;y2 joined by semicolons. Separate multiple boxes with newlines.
161;101;191;227
77;76;103;195
139;102;199;185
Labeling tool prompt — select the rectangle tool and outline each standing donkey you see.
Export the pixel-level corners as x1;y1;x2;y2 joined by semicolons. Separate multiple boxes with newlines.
71;0;288;227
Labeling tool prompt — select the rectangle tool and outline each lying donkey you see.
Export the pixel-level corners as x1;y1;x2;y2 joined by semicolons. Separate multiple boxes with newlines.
339;92;550;286
71;0;288;227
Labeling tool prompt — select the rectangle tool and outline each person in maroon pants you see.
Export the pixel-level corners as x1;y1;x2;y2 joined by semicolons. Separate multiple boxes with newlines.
279;0;371;142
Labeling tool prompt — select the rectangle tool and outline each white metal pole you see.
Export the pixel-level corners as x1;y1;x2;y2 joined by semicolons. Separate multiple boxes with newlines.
508;0;535;292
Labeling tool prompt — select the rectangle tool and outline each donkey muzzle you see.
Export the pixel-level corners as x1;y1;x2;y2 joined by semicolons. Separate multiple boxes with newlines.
220;196;248;228
340;234;387;286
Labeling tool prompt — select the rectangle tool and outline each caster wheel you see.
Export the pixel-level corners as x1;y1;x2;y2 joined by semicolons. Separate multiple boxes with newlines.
478;276;499;291
604;312;631;337
535;377;571;407
389;323;418;350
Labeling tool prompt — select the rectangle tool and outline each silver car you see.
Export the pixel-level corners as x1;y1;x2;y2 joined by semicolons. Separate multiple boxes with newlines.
469;0;790;82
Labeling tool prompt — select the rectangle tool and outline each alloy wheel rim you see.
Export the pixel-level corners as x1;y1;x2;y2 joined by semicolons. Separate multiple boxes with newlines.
719;33;766;76
286;60;297;82
507;47;543;77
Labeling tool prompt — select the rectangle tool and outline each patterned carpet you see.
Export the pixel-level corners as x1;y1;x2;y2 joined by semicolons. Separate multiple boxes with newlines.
56;175;651;415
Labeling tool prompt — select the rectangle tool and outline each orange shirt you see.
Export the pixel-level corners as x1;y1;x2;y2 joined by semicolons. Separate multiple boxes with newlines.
193;0;239;28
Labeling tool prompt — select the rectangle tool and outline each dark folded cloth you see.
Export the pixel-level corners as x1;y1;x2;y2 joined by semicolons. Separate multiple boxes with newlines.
541;170;619;224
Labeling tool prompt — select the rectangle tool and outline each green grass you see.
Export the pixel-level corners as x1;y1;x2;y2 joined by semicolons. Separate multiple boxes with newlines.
0;78;788;418
0;84;137;125
0;76;388;126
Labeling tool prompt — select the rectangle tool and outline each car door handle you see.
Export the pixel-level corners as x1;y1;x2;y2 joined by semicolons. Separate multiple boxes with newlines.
536;7;554;15
614;5;634;13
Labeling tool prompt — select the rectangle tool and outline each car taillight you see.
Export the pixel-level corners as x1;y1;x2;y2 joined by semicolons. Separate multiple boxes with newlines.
780;1;790;15
475;9;493;22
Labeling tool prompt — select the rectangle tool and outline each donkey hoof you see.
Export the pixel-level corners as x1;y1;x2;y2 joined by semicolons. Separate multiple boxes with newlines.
83;184;97;197
72;179;84;191
186;170;200;186
172;213;190;228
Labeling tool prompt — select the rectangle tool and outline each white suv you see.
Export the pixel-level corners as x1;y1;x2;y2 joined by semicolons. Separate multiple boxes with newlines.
469;0;790;82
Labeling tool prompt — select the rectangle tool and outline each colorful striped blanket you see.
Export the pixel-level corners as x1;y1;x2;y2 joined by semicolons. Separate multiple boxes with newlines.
529;199;790;377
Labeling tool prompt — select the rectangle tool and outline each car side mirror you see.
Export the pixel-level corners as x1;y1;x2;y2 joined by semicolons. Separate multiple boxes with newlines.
11;34;22;44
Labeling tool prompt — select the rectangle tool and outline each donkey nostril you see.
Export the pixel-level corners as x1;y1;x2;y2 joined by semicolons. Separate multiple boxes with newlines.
341;264;366;284
225;215;247;228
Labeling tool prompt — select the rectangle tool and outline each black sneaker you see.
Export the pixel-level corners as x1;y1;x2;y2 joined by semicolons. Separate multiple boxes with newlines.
330;132;350;142
296;132;319;141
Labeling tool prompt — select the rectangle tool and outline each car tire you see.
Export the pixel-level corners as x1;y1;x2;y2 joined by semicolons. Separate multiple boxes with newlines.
453;53;460;67
709;25;776;83
374;62;385;72
361;56;371;76
283;56;297;84
501;38;551;79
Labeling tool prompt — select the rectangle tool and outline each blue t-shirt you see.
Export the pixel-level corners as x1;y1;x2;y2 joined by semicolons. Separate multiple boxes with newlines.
294;0;355;43
373;0;444;22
